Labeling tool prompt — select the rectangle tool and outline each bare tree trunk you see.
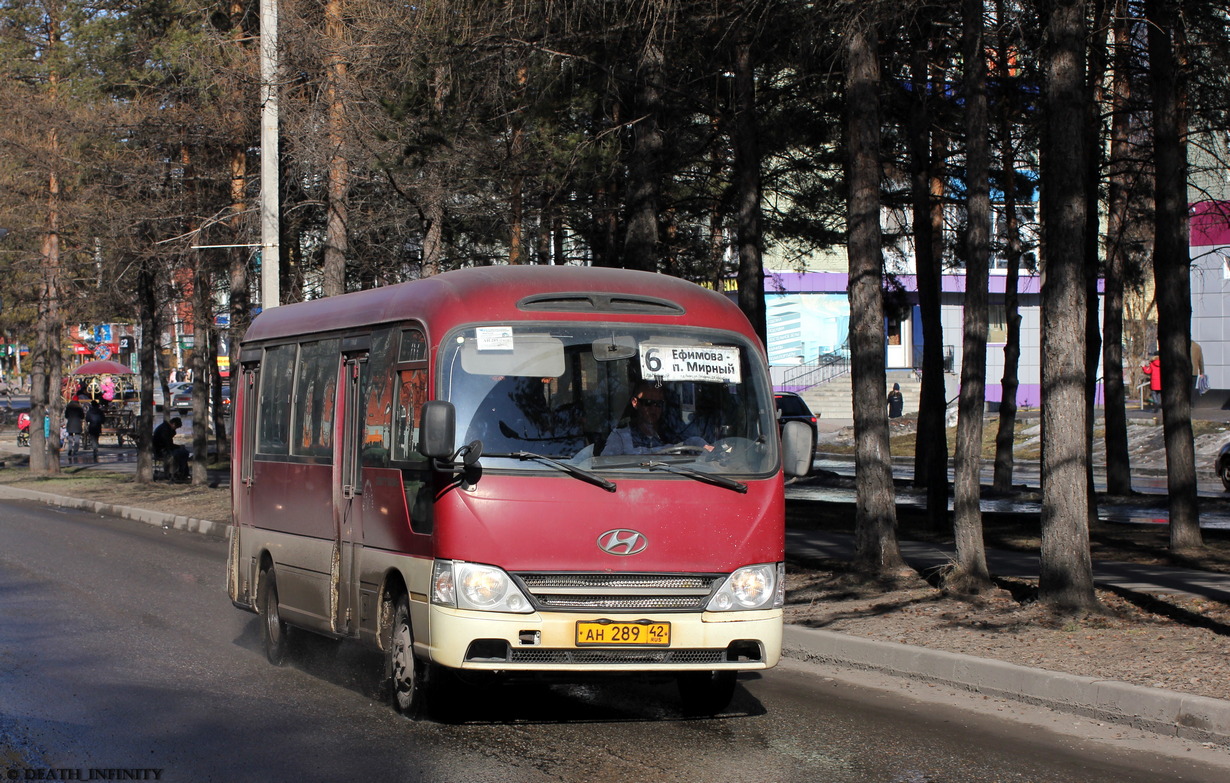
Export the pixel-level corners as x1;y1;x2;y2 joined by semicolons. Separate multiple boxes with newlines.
536;193;552;264
227;242;250;464
1084;0;1110;528
322;0;349;296
190;257;213;486
135;259;159;483
553;214;565;265
951;0;992;593
992;0;1023;495
509;65;528;266
33;123;64;476
31;244;63;477
1039;0;1098;612
845;19;905;574
625;35;664;272
420;65;449;277
908;22;949;532
224;128;248;462
1101;0;1135;495
588;96;622;269
1146;0;1201;551
421;197;444;276
510;171;524;265
32;13;65;476
30;302;53;474
733;37;766;347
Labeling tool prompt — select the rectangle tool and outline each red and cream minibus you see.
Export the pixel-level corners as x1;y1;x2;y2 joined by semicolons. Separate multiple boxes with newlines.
227;265;812;718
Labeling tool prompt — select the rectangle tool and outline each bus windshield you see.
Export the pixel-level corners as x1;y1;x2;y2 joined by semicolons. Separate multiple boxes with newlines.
439;323;777;476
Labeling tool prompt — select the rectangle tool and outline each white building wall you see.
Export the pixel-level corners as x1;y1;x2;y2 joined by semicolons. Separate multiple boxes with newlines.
1191;247;1230;389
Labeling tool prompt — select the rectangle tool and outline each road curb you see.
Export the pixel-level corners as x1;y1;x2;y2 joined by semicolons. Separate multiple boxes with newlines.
783;625;1230;744
0;483;229;539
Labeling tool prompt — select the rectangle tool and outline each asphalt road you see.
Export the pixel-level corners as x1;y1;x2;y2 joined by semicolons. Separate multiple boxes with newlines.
2;499;1227;782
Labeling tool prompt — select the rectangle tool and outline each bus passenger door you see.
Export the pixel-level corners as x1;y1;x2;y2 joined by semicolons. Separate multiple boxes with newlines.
229;359;260;606
335;352;365;635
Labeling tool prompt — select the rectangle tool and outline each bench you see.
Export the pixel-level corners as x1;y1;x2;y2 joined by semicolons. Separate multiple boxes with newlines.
100;410;136;447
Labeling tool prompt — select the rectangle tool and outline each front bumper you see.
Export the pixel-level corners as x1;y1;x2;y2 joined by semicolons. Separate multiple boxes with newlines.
419;604;782;671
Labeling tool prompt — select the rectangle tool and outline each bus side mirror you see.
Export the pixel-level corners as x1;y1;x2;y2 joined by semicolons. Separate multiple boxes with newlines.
781;420;813;478
418;400;456;460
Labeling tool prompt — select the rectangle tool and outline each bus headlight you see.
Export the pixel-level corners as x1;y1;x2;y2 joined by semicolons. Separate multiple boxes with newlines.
431;560;533;614
706;563;784;612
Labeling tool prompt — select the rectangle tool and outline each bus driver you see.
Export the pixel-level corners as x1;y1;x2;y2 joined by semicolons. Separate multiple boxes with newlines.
603;381;708;456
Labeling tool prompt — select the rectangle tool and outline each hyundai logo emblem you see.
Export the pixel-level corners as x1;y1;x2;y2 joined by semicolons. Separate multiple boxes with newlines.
597;529;648;556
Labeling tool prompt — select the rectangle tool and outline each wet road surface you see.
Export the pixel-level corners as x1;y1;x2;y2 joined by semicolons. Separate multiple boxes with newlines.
1;499;1228;781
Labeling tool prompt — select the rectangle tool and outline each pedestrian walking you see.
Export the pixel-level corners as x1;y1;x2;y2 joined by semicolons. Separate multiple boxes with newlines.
64;396;85;456
1142;351;1162;410
1191;340;1208;397
887;383;904;419
85;399;106;457
16;411;30;447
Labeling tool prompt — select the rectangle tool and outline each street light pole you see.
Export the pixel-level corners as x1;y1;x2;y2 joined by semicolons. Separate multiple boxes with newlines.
260;0;280;310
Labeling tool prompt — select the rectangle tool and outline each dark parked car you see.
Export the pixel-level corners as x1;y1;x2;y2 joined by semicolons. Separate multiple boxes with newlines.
1217;443;1230;491
171;384;194;414
775;391;818;453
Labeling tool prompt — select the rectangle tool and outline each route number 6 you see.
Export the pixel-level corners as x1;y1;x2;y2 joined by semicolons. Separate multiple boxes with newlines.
644;347;662;373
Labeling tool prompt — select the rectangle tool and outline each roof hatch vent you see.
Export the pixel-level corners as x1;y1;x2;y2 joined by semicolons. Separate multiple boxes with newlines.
517;292;685;315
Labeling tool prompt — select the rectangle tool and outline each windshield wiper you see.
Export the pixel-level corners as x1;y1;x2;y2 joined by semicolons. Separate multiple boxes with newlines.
641;461;748;494
483;451;617;493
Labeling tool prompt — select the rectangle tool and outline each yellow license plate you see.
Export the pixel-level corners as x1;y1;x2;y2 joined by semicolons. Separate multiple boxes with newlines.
575;620;671;646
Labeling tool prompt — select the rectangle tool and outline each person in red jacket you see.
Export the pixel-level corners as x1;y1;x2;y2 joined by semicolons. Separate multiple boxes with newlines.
1142;351;1162;410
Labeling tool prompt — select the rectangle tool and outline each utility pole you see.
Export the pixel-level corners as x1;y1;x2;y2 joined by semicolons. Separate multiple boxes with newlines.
260;0;280;310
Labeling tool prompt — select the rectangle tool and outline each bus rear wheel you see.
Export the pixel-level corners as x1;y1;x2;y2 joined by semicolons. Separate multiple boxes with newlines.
258;567;289;665
676;670;737;716
386;594;429;718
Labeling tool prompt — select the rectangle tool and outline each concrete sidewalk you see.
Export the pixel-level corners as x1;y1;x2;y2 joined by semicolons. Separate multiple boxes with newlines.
0;448;1227;745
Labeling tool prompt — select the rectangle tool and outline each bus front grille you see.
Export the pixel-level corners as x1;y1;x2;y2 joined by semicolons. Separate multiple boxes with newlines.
515;573;719;612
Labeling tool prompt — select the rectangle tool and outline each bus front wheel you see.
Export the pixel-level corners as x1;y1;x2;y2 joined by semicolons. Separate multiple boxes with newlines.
386;594;428;718
258;567;289;665
676;671;737;716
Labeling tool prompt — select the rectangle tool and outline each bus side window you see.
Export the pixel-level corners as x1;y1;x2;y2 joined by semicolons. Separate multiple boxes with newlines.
291;338;340;460
257;345;295;456
393;368;428;463
360;328;395;468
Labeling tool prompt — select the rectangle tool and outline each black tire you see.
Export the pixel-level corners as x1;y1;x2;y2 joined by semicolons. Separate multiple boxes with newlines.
386;594;429;718
1220;458;1230;492
676;671;737;717
259;567;289;665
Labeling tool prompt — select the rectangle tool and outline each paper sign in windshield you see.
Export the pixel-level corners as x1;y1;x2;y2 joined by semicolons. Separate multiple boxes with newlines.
475;326;514;351
640;345;741;383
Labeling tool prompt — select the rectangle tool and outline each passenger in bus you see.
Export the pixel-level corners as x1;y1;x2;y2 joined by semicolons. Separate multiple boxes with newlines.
603;381;708;456
153;416;190;481
681;384;736;444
